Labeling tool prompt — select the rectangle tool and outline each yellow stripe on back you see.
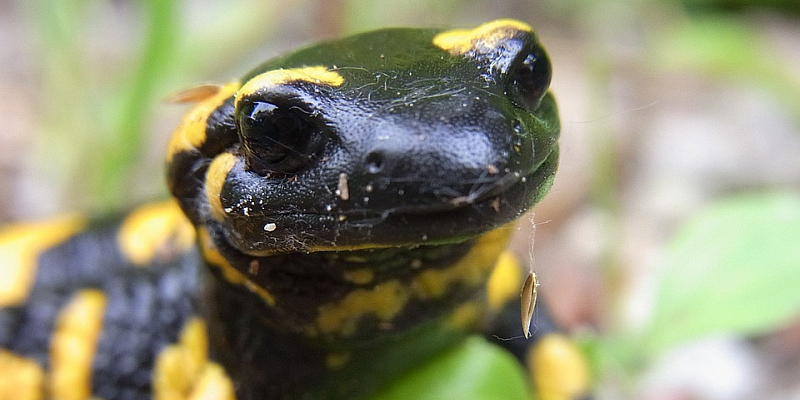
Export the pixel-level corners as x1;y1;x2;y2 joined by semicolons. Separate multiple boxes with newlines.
433;19;532;56
166;82;240;162
187;364;236;400
0;350;45;400
49;289;107;400
153;318;236;400
117;200;196;266
0;214;87;307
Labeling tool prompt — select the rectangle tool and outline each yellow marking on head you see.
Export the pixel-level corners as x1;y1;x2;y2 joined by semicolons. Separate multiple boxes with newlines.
154;318;236;400
486;251;522;311
117;200;196;266
0;350;45;400
198;229;276;306
528;334;591;400
433;19;532;56
235;66;344;109
325;352;352;370
316;280;410;336
342;268;375;285
0;215;87;307
205;153;238;221
445;301;481;331
413;226;513;299
49;289;107;400
166;81;240;162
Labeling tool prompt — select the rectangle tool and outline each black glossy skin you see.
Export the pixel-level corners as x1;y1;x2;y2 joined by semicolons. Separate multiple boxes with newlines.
0;217;201;400
168;26;559;255
162;21;560;400
1;21;562;400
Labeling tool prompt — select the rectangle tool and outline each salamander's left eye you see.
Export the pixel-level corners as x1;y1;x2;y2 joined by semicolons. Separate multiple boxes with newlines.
507;46;552;111
237;100;321;175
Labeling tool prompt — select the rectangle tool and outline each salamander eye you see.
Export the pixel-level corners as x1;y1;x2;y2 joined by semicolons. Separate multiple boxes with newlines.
507;46;552;111
237;100;320;175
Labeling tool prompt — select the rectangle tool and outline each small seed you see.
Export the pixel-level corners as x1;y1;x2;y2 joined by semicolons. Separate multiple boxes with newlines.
520;271;539;339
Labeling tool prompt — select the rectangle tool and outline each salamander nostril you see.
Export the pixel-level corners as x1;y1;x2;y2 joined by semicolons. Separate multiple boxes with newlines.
364;151;385;174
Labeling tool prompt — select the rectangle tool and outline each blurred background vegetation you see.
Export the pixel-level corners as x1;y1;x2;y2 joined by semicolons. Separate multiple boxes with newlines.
1;0;798;398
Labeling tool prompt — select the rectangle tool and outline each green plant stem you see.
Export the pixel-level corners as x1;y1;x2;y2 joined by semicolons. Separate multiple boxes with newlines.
94;0;178;210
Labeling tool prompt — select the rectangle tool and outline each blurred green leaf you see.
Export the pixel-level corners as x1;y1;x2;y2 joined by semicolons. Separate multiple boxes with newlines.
371;336;530;400
341;0;468;33
642;191;800;357
677;0;800;14
94;0;178;208
653;16;761;75
652;15;800;121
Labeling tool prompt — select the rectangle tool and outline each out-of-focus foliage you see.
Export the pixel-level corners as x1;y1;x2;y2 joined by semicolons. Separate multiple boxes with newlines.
10;0;800;397
633;192;800;358
678;0;800;14
372;337;530;400
651;15;800;122
23;0;281;213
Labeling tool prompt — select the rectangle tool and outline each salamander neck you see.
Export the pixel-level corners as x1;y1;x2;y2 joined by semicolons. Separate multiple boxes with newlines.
199;226;514;399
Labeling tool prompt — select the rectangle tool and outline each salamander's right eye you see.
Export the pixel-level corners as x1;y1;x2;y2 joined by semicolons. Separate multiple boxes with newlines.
237;100;321;175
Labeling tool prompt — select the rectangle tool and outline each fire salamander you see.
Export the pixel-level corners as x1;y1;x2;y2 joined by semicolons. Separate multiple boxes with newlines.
0;20;590;400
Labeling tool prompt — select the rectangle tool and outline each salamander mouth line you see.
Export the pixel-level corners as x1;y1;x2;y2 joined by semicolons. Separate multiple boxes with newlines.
224;165;543;222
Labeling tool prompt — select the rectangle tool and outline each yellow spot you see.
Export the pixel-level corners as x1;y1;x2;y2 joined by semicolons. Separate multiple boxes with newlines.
0;215;86;307
49;289;107;400
188;364;235;400
118;200;195;266
205;153;238;221
413;226;513;299
528;334;591;400
486;251;523;311
154;318;236;400
313;226;514;336
198;229;276;306
316;280;410;336
235;66;344;109
166;81;240;162
153;348;188;400
342;268;375;285
181;318;210;379
433;19;533;56
0;350;45;400
325;352;352;370
153;318;207;399
445;301;481;331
